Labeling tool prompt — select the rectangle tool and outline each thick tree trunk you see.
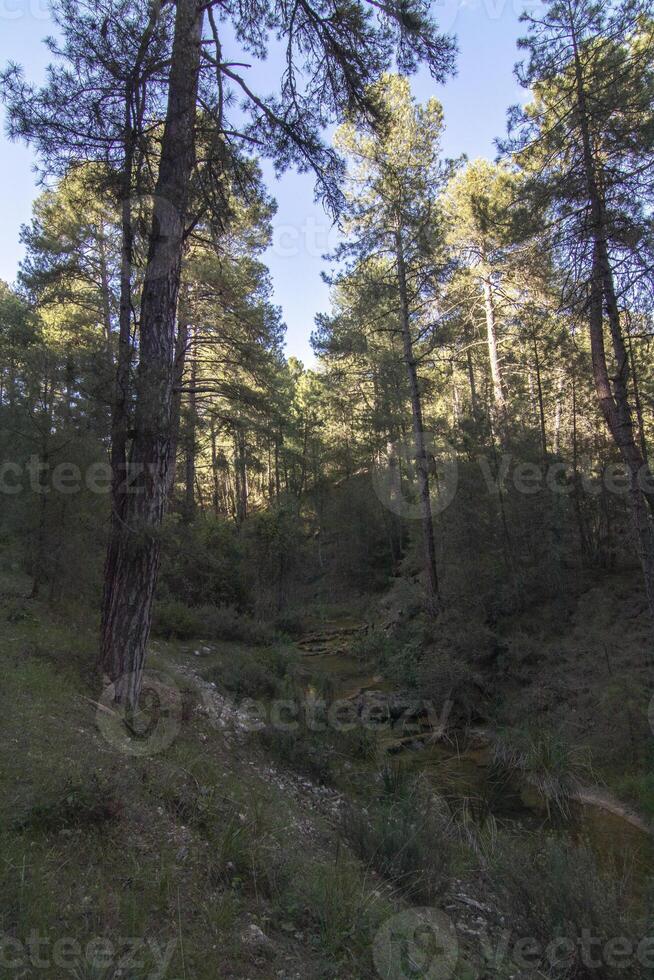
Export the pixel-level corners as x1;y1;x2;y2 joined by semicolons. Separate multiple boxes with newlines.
395;230;440;613
101;0;204;708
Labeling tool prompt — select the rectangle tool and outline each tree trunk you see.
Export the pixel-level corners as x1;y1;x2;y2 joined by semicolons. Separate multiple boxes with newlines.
553;369;564;456
100;0;204;708
532;330;547;458
627;326;648;463
101;116;136;648
167;304;190;496
465;323;479;421
481;274;506;415
570;17;654;626
184;325;197;521
395;229;440;613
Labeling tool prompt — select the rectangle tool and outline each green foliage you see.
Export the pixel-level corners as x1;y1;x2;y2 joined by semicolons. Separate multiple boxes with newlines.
285;857;390;966
350;626;393;662
153;601;275;645
15;774;120;833
342;773;454;901
158;517;246;608
614;772;654;821
491;729;593;815
257;725;334;784
487;833;644;979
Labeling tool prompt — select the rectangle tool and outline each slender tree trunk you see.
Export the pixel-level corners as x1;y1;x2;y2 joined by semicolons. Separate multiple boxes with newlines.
167;302;190;498
395;229;440;612
627;326;648;463
570;17;654;625
465;325;479;421
97;225;114;353
532;330;547;458
274;427;281;498
210;422;220;515
553;369;564;456
481;274;506;415
101;0;205;708
184;325;197;521
233;424;248;525
102;118;136;644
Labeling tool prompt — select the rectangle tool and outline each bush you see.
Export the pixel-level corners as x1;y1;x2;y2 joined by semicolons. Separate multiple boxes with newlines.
614;771;654;821
158;517;246;607
220;658;280;700
198;604;275;645
153;601;276;645
258;725;333;784
491;729;592;815
350;627;393;663
487;833;645;978
274;611;307;638
16;775;120;833
342;774;454;902
284;857;391;964
204;645;293;701
153;600;200;640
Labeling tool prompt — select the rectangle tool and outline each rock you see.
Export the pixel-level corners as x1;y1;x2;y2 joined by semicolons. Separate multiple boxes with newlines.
241;923;274;957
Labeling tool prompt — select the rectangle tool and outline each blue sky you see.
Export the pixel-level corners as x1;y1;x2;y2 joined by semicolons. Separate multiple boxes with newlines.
0;0;529;364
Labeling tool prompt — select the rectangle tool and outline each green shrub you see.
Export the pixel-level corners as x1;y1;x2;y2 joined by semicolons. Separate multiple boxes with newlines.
16;775;120;833
153;600;200;640
154;600;276;645
198;604;275;645
614;771;654;820
487;833;644;978
491;729;593;815
204;656;278;701
274;611;307;638
258;726;333;784
350;627;393;663
158;517;246;607
342;774;454;902
284;857;390;964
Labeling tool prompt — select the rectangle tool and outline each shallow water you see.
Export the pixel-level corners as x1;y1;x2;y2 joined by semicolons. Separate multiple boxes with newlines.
294;624;654;887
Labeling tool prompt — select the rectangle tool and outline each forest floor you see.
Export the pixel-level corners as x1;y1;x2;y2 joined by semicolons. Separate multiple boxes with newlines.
0;574;490;980
1;567;653;979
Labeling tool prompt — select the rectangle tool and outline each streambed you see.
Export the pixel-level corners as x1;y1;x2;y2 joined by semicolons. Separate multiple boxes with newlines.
292;623;654;884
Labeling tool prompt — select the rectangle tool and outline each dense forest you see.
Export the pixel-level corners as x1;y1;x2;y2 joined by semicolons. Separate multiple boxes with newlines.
1;0;654;976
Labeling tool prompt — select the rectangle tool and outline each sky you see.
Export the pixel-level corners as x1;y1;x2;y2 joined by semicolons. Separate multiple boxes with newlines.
0;0;530;365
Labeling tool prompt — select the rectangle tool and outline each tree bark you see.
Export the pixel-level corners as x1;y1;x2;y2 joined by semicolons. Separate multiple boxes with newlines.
100;0;205;708
395;229;440;613
570;12;654;625
184;325;197;521
481;274;506;415
532;330;547;458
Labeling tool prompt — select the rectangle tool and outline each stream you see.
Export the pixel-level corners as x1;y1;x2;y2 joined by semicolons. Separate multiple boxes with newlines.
293;623;654;886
